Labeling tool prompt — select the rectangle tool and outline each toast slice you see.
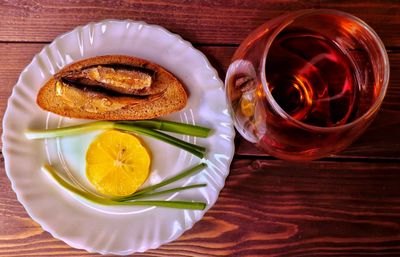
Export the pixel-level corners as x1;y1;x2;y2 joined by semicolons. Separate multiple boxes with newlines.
36;55;187;120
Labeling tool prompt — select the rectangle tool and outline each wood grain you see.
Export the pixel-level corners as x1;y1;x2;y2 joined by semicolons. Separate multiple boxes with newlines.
0;0;399;47
1;1;400;255
1;43;399;159
1;159;400;256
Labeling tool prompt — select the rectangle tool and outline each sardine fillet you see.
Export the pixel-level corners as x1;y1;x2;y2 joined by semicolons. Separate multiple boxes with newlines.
60;65;165;95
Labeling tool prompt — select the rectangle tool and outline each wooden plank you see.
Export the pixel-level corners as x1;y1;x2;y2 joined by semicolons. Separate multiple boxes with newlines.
1;43;399;159
1;159;400;256
0;0;399;46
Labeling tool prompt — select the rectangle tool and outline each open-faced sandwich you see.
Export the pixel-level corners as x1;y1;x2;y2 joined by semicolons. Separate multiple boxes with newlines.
37;55;187;120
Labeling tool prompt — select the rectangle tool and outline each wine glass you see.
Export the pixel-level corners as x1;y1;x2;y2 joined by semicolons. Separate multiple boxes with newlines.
225;9;389;161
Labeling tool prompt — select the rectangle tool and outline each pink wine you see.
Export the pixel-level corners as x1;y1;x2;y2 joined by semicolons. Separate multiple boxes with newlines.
265;30;359;127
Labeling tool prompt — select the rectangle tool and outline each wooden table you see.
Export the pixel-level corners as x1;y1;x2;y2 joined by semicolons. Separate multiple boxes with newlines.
1;1;400;256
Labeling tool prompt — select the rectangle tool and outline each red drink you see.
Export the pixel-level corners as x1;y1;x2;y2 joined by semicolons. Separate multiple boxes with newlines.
225;10;389;161
266;30;359;127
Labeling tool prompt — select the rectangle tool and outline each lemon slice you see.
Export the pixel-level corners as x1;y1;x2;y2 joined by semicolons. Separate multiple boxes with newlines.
86;130;151;196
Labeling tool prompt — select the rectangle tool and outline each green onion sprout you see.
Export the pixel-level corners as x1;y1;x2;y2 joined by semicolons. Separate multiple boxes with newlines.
122;120;212;137
43;164;207;210
116;163;207;201
26;121;209;158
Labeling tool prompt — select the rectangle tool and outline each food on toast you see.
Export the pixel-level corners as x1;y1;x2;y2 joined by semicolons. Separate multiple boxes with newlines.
37;55;187;120
57;64;166;95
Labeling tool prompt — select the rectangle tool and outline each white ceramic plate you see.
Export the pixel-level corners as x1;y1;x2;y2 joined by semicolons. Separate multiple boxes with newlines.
2;20;235;255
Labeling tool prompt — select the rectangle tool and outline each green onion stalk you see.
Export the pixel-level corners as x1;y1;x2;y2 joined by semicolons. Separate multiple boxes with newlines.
26;120;211;158
43;164;207;210
115;163;207;201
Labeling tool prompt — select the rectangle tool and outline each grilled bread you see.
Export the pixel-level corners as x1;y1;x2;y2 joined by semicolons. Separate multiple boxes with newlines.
37;55;187;120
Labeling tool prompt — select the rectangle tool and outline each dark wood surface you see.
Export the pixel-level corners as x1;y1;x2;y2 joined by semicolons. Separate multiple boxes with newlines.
1;1;400;256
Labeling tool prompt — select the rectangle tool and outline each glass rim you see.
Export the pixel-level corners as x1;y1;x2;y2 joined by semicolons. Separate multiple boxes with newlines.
260;9;390;132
